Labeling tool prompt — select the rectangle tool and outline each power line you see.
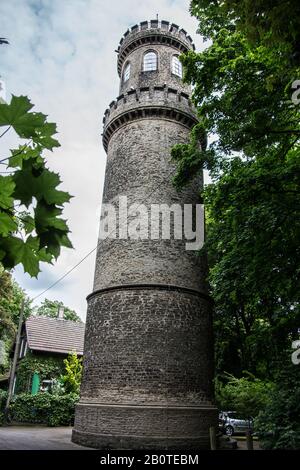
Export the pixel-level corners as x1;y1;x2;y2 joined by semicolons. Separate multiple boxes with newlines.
32;245;98;300
0;154;183;303
31;166;178;301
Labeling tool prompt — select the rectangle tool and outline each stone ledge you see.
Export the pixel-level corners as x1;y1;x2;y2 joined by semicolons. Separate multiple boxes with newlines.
72;429;210;450
78;402;216;409
87;283;212;303
72;403;218;449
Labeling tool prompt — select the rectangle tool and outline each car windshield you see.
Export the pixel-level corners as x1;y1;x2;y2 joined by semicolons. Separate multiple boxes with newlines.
227;412;238;419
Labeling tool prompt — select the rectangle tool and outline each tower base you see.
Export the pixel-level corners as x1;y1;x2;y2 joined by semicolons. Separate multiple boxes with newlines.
72;403;218;449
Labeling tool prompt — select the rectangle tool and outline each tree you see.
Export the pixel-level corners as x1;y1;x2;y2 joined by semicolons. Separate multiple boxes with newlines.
171;1;300;377
190;1;300;50
216;372;274;418
0;95;73;278
0;265;32;331
35;298;81;322
60;352;82;394
255;352;300;449
0;264;32;373
0;268;16;341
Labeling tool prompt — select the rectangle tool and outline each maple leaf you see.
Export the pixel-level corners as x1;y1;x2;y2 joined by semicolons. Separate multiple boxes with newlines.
0;95;72;276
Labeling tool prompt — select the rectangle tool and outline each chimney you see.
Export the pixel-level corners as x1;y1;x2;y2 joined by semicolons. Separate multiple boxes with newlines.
57;306;64;320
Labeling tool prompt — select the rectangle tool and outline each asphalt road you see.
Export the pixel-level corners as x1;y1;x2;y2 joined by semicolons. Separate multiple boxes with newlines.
0;426;261;450
0;426;89;450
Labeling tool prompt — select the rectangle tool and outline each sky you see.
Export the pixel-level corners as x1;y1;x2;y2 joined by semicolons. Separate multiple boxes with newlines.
0;0;206;320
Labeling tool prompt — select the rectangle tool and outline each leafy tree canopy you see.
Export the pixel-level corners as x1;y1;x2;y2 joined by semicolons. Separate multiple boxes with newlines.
216;371;274;418
190;0;300;49
35;298;81;323
172;1;300;376
0;264;31;340
0;95;73;278
0;265;32;374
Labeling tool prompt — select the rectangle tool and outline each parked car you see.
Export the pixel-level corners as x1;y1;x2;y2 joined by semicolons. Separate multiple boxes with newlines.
219;411;254;436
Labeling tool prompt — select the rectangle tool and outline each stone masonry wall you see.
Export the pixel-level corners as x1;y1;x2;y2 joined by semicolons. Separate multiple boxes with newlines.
79;286;214;405
119;44;191;95
94;118;207;292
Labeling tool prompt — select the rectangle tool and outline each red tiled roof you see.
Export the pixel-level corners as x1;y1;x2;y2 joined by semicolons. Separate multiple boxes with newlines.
25;316;85;355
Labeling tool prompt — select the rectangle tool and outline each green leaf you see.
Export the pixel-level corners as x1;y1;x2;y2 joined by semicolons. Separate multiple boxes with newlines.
37;170;72;205
34;122;60;150
0;95;33;127
0;236;40;276
0;175;15;210
34;203;63;232
20;214;35;234
0;95;60;149
20;242;40;277
37;247;53;263
0;95;45;138
12;166;72;207
9;146;42;169
0;212;17;236
59;233;73;249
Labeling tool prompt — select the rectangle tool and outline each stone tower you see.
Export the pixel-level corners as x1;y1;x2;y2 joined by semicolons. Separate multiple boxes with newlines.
72;19;218;449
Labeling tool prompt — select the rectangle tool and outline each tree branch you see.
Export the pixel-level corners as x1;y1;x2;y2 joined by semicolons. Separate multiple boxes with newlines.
0;141;31;164
0;125;11;139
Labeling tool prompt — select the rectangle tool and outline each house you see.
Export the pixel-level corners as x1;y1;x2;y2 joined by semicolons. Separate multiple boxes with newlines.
14;316;85;395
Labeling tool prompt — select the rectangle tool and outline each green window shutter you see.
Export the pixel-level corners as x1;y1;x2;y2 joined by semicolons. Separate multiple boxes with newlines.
31;372;40;395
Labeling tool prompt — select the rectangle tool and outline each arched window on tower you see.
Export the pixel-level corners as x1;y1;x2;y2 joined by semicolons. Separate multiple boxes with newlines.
172;55;183;78
143;51;157;72
123;62;131;82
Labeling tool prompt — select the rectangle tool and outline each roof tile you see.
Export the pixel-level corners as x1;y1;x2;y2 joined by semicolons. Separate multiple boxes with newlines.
25;316;85;355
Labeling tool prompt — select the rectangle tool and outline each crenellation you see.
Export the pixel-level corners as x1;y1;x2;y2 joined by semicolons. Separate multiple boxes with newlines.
103;86;196;132
150;19;159;29
140;20;148;30
116;19;195;77
170;23;179;32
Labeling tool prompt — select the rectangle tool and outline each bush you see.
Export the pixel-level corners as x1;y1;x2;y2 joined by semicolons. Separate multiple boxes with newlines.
0;390;8;425
216;372;274;417
255;356;300;449
60;352;82;394
10;392;79;426
0;389;7;409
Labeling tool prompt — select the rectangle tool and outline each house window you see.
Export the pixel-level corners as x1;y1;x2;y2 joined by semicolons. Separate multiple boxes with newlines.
172;55;183;78
19;338;27;358
143;51;157;71
123;62;130;82
12;375;17;395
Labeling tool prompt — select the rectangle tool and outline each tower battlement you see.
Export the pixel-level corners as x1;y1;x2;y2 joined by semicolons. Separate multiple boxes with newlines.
102;86;197;152
117;19;195;76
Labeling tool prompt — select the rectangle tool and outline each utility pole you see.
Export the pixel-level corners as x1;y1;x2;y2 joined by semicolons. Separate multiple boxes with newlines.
5;299;24;420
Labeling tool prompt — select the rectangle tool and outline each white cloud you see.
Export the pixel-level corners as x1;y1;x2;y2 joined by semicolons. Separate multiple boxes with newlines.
0;0;205;320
